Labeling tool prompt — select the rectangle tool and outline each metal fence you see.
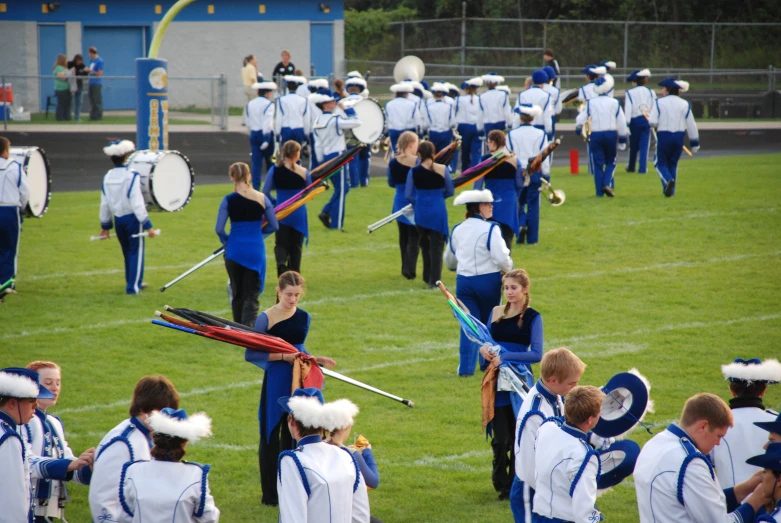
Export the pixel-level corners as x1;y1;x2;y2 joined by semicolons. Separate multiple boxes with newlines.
1;74;228;129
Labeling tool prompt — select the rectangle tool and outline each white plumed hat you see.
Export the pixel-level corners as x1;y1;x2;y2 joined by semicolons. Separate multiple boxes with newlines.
454;189;495;205
103;140;135;157
147;408;213;443
594;74;615;95
321;399;360;432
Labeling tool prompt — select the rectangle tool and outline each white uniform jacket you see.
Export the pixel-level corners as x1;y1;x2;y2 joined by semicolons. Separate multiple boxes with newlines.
577;81;613;101
246;96;275;134
480;88;512;127
649;95;700;141
444;217;513;276
296;84;310;98
710;405;778;488
119;460;220;523
0;411;73;523
533;421;602;523
576;96;629;140
624;85;657;120
89;417;153;523
759;501;781;522
634;423;756;523
275;93;310;134
454;95;484;130
22;409;91;519
507;125;550;177
385;97;418;132
99;166;152;229
423;99;457;133
277;435;370;523
514;87;553;134
515;380;564;487
0;157;29;209
313;109;361;163
427;96;455;107
542;84;563;116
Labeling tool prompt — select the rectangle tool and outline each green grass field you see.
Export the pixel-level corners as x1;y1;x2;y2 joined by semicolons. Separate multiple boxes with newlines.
2;153;781;522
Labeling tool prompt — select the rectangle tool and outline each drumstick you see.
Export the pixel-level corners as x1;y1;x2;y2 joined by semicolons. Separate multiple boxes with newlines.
89;235;110;242
682;145;693;156
133;229;161;238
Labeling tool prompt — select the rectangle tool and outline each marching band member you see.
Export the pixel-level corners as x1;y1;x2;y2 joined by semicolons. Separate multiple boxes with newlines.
406;141;454;289
474;130;522;249
118;408;219;523
277;388;371;523
600;60;617;73
311;89;361;231
455;77;485;171
344;77;371;188
245;271;336;506
507;104;549;244
635;393;769;523
576;74;628;197
444;83;460;173
575;64;608;102
275;75;309;147
649;77;700;197
514;70;552;137
423;83;457;156
0;367;90;523
543;49;560;89
541;66;562;140
533;386;605;523
445;189;513;377
97;140;156;294
387;131;420;280
480;73;512;141
216;162;279;326
511;348;586;523
23;361;93;522
710;358;781;488
263;141;312;276
246;81;277;189
89;376;180;522
306;81;330;170
296;77;311;98
746;443;781;522
624;69;656;174
0;136;28;295
385;82;418;155
481;269;543;502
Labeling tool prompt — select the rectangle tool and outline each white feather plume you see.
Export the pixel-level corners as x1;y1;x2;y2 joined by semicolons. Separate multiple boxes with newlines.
345;78;367;89
481;74;505;84
308;79;329;89
595;74;615;95
321;399;360;432
283;75;307;84
103;140;135;157
288;396;326;428
308;93;335;105
346;70;363;79
603;61;617;70
637;69;651;78
454;189;495;206
0;372;39;399
722;359;781;383
390;83;413;93
516;104;542;118
252;81;277;91
465;77;483;87
431;82;449;93
674;80;690;93
593;66;607;76
147;411;213;443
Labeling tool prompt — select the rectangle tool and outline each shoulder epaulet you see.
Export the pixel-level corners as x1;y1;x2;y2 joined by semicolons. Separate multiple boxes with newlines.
278;450;310;498
676;436;715;506
338;446;363;493
96;424;136;461
570;446;601;497
182;461;212;517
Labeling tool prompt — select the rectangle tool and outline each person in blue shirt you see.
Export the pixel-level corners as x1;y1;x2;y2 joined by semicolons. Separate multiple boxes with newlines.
215;162;279;326
386;131;420;280
87;46;104;121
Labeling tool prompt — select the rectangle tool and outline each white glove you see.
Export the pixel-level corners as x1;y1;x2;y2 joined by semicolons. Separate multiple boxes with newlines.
618;143;627;151
260;142;269;151
691;146;700;154
589;433;616;450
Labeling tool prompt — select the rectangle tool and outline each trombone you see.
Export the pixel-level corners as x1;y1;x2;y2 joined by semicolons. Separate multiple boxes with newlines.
541;177;566;206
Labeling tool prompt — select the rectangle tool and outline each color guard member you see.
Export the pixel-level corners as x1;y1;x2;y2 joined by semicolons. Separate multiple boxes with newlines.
455;77;485;171
97;140;157;294
246;81;278;189
624;69;656;174
514;70;552;138
387;131;420;280
575;74;628;197
385;83;418;155
275;75;310;147
649;77;700;197
0;136;28;295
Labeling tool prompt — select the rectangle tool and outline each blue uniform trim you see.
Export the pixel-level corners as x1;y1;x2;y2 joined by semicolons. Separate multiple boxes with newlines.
486;222;497;251
339;445;363;493
449;223;461;254
278;450;311;498
126;172;139;199
0;431;25;461
569;448;601;497
517;403;545;446
278;99;285;116
189;462;212;518
685;102;691;119
16;163;23;187
96;424;136;461
667;424;715;507
118;460;140;517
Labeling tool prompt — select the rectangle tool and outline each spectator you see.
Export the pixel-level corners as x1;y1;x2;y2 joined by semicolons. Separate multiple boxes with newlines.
543;48;560;89
333;78;347;100
273;49;295;81
68;54;88;121
87;46;104;120
52;54;71;121
242;54;259;104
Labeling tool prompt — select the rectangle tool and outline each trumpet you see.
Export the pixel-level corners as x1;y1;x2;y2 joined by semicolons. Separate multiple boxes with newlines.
270;143;280;164
541;177;566;206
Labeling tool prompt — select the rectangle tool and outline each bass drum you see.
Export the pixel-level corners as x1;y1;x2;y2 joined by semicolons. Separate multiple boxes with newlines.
9;146;52;218
347;98;385;145
126;150;194;212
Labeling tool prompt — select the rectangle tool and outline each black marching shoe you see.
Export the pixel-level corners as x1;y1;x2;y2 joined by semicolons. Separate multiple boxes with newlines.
140;283;148;290
516;226;527;245
664;179;675;197
318;212;331;228
603;186;615;197
625;166;635;173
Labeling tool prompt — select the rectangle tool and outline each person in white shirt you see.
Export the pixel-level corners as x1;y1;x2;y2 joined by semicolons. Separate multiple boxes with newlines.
635;392;769;523
624;69;657;174
385;83;419;156
540;67;562;141
575;64;607;102
277;388;371;523
710;358;781;489
246;81;277;189
575;74;628;198
480;73;512;141
119;408;219;523
649;77;700;197
423;83;457;157
0;136;28;295
275;75;310;147
97;140;157;294
533;386;604;523
0;367;91;523
454;77;485;171
22;361;94;522
89;376;180;523
343;77;371;188
510;348;586;523
514;70;552;137
306;79;330;170
311;90;361;231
